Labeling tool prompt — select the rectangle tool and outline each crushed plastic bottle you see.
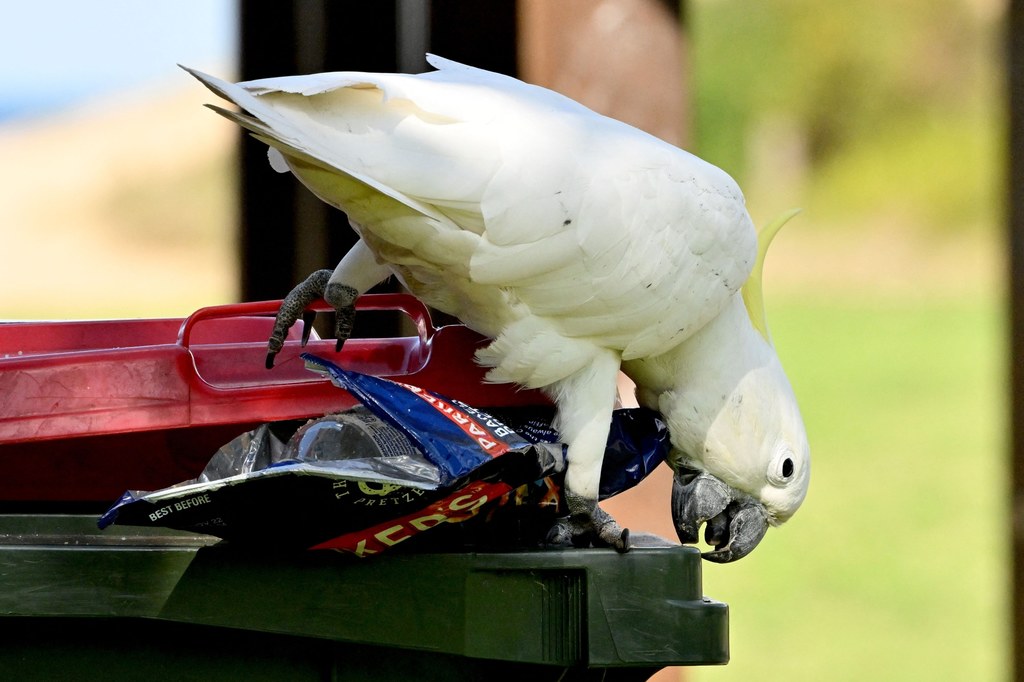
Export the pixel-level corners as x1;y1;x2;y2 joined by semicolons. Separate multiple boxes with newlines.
279;408;442;488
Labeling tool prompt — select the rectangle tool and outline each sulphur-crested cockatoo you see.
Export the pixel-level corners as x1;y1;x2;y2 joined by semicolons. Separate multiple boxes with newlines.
185;55;809;561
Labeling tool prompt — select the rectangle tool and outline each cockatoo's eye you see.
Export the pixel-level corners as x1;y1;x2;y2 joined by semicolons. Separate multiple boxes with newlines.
767;448;796;486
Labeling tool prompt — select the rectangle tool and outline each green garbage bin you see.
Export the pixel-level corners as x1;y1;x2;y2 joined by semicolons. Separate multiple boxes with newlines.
0;515;727;680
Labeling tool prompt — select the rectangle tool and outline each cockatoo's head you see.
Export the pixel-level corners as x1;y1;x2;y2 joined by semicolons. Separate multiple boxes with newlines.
664;335;810;562
659;209;809;562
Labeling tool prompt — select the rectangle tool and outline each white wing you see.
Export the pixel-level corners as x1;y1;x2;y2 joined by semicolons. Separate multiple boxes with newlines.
187;56;756;363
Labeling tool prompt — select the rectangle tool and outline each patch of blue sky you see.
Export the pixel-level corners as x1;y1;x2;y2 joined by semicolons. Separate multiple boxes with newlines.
0;0;237;120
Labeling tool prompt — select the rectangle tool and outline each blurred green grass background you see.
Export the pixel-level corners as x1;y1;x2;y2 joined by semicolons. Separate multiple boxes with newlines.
686;0;1008;679
692;294;1005;680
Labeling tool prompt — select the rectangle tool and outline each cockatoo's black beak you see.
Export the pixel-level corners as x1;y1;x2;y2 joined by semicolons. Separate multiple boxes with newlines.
671;468;769;563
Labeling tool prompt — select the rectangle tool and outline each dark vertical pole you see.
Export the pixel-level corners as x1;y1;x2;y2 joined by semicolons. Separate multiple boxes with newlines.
237;0;520;306
238;2;403;305
1009;0;1024;678
237;2;301;304
429;0;518;75
238;2;409;338
237;0;401;303
236;0;519;334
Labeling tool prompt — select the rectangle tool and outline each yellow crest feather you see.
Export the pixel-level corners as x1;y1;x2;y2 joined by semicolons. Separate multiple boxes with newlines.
741;208;801;344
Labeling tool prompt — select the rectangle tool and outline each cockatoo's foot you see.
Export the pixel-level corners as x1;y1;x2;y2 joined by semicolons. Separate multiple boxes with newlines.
546;490;630;553
266;269;359;368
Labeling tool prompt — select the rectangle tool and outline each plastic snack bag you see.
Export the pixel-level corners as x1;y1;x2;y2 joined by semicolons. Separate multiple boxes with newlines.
100;354;669;555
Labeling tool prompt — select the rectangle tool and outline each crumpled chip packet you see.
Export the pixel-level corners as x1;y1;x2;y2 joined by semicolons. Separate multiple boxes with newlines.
99;354;669;555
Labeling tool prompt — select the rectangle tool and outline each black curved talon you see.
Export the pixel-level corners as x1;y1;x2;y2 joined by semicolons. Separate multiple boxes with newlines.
615;528;630;554
325;282;359;353
300;310;318;347
267;269;333;369
265;272;361;369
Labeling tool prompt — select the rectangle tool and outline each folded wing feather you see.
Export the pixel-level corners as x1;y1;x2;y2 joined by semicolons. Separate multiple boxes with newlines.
187;57;757;367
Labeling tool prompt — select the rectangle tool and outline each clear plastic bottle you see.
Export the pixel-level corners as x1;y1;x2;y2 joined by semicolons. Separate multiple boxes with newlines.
281;407;441;487
285;407;419;462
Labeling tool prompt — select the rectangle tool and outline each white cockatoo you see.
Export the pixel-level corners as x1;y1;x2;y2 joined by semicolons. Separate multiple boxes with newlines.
186;55;809;561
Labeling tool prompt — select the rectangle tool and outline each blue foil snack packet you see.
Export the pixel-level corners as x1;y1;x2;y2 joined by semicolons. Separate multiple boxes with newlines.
99;354;670;555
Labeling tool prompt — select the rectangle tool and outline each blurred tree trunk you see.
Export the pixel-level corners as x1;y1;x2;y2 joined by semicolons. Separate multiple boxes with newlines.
519;0;689;147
